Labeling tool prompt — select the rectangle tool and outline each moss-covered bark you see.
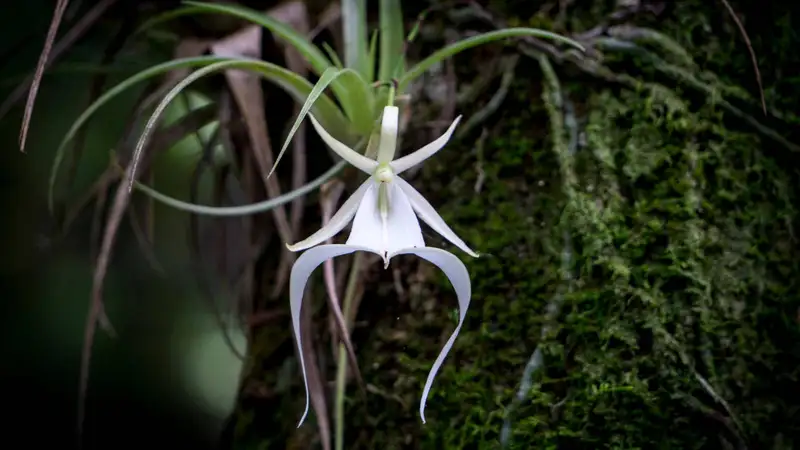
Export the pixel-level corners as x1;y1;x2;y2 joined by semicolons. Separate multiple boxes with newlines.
229;1;799;448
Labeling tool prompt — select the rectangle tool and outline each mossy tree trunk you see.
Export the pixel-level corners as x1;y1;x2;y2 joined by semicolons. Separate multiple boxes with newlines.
226;1;799;448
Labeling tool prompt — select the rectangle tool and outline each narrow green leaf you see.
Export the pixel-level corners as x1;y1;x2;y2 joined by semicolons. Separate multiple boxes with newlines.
366;29;379;83
177;2;369;138
49;56;348;213
335;69;375;136
271;67;374;178
182;1;332;75
133;159;347;216
129;60;356;191
398;28;585;91
135;8;196;34
378;0;405;82
321;42;345;69
342;0;369;78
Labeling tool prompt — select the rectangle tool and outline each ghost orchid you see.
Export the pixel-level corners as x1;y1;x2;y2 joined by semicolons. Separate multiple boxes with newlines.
289;105;478;427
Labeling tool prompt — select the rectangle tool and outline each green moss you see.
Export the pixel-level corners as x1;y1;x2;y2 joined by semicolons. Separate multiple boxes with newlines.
226;1;799;448
343;4;799;448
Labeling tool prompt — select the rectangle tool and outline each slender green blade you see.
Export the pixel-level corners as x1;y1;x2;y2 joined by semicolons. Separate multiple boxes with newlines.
399;28;585;91
335;68;375;136
132;159;347;216
177;2;372;135
321;42;345;69
366;29;379;83
129;60;355;189
181;1;332;75
272;67;374;178
378;0;405;82
342;0;369;78
49;56;348;213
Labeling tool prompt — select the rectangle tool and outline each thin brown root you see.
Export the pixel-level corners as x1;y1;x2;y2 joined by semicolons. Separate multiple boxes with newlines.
18;0;69;151
320;181;367;395
718;0;766;115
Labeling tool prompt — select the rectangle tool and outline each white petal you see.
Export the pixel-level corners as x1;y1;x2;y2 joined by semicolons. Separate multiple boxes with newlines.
395;177;479;258
346;181;424;264
376;106;399;164
390;247;471;423
308;114;379;174
290;243;376;427
287;178;372;252
389;115;461;174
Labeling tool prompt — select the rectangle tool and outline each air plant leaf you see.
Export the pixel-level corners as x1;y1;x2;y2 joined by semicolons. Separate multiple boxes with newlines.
176;1;368;128
271;66;373;179
49;56;349;212
181;1;332;75
128;59;353;189
321;42;345;69
378;0;405;82
366;29;379;83
398;28;586;91
49;55;225;213
341;0;369;79
131;160;348;216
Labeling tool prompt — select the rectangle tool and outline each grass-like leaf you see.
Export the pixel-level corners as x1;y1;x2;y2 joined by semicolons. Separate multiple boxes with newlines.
49;56;348;213
131;159;347;216
399;28;586;91
342;0;369;79
181;1;332;75
128;59;353;190
270;66;373;178
378;0;405;83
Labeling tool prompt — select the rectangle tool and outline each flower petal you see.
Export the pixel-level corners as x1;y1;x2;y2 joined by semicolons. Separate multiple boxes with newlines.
389;115;462;174
287;178;372;252
390;246;471;423
308;113;379;174
346;180;424;263
376;106;399;164
290;243;375;427
395;177;479;258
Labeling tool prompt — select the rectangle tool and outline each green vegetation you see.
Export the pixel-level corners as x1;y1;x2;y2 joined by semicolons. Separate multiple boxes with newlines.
230;1;800;448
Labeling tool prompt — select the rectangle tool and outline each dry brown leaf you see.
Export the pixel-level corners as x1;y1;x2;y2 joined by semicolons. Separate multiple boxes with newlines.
274;0;310;239
5;0;119;151
210;24;295;298
718;0;767;115
301;284;331;450
66;9;138;192
15;0;70;151
78;103;217;439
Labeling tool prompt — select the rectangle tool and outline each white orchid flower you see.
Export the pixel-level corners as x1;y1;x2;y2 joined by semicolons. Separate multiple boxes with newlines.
289;105;478;427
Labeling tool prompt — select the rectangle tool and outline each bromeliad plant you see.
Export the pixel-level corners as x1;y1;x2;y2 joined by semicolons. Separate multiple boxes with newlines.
115;2;581;426
119;0;584;181
50;0;584;441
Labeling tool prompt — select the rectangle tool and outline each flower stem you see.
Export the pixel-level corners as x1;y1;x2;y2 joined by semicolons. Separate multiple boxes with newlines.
335;253;363;450
387;82;396;107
